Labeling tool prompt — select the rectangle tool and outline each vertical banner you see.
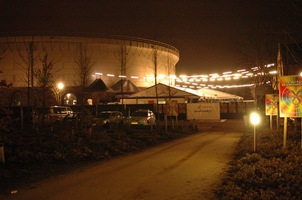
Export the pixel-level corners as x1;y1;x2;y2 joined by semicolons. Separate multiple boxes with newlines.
265;94;279;116
279;76;302;117
166;100;178;116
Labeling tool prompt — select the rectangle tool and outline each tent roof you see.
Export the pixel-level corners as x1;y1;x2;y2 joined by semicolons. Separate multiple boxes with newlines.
87;79;113;92
195;88;243;99
126;83;243;100
128;83;199;98
111;79;139;93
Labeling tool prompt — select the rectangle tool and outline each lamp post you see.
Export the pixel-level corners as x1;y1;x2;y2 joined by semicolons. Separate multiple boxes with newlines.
57;82;64;105
250;112;260;152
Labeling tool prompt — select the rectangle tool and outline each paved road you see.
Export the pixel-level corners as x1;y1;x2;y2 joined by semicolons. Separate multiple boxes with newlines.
4;120;245;200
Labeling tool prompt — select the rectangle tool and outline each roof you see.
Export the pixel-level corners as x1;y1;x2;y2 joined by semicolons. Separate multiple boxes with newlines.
128;83;199;98
111;79;139;93
127;83;243;100
87;79;113;92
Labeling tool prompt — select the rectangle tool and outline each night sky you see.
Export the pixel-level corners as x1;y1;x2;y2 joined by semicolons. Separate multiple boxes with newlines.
0;0;301;75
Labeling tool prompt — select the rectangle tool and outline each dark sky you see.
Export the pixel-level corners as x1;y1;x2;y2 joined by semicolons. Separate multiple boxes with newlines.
0;0;300;75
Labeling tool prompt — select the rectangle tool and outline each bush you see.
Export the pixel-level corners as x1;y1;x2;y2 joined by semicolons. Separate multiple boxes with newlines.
215;128;302;199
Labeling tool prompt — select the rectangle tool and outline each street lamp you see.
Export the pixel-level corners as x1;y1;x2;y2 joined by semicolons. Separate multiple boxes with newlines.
250;112;260;152
57;82;64;105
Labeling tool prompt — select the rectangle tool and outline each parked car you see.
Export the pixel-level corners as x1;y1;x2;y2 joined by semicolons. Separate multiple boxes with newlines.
33;106;73;124
93;111;125;129
129;109;156;127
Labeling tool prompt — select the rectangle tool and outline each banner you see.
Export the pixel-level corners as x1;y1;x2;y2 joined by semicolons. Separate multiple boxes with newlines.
279;76;302;117
187;103;220;120
265;94;279;116
166;100;178;116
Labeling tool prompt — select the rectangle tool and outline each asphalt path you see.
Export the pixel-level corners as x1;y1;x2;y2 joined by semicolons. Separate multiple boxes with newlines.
4;119;245;200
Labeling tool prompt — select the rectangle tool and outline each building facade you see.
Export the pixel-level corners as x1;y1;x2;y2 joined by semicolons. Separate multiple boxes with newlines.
0;33;179;106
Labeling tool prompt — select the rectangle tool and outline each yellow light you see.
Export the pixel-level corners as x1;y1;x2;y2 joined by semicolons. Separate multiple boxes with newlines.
57;82;64;90
250;112;260;125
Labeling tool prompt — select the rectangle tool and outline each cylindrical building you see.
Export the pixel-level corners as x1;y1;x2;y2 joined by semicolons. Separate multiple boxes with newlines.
0;33;179;88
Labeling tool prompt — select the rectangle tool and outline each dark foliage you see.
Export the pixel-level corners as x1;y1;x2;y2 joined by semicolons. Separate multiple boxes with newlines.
215;126;302;199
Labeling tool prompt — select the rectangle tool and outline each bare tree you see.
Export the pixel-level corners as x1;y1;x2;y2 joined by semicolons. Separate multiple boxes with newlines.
0;43;7;63
74;43;95;106
34;51;55;108
74;43;95;131
34;51;56;126
235;25;279;108
165;55;176;100
115;44;130;105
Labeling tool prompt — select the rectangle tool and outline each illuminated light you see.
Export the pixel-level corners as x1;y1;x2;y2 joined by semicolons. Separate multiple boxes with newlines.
242;75;249;78
247;73;254;76
217;77;223;81
189;86;195;88
266;63;275;68
169;75;177;79
107;74;115;77
182;85;188;88
175;84;180;87
233;77;240;80
199;84;206;86
195;78;201;82
200;74;209;78
237;69;246;72
300;72;302;76
223;71;232;74
241;71;249;74
251;67;259;71
192;83;198;85
179;74;187;78
158;74;166;79
250;112;260;125
130;76;139;79
209;73;219;78
189;78;195;82
225;77;231;80
269;70;277;74
196;86;201;89
57;82;64;90
95;72;103;75
209;78;216;81
118;75;127;78
233;73;242;77
202;78;208;82
176;79;182;82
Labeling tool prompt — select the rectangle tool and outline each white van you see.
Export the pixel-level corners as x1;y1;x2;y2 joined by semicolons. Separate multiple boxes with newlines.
34;106;73;124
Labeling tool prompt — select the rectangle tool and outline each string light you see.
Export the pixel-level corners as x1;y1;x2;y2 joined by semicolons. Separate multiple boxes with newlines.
93;63;276;89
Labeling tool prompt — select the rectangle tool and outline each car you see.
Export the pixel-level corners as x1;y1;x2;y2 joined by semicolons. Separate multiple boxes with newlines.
93;111;125;129
33;106;73;124
129;109;156;127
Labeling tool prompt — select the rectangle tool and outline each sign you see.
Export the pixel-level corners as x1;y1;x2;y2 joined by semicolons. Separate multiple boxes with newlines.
187;103;220;120
166;100;178;116
279;76;302;117
265;94;279;116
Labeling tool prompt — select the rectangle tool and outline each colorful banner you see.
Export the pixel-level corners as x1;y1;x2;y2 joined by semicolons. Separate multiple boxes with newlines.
265;94;279;116
279;76;302;117
166;100;178;116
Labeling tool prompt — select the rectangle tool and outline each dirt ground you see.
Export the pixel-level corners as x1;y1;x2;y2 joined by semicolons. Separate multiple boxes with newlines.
1;119;246;200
